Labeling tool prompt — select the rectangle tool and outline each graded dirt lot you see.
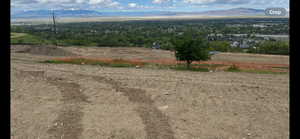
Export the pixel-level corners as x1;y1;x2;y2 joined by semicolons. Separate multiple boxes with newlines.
11;45;289;139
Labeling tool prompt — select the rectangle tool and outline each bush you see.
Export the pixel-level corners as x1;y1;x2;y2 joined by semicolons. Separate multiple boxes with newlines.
227;65;240;72
249;40;289;55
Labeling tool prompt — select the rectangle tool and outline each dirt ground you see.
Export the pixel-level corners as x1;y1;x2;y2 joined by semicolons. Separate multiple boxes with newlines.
11;45;289;139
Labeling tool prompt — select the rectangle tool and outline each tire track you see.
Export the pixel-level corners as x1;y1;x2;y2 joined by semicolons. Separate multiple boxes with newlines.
92;76;175;139
46;77;90;139
17;70;90;139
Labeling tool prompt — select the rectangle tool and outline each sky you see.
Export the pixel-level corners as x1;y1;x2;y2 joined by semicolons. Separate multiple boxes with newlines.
11;0;290;12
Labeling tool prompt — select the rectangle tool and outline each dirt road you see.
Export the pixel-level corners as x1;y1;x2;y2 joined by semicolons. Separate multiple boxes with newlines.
11;45;289;139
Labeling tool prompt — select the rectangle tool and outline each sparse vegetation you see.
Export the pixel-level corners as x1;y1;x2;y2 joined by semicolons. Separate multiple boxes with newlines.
226;64;241;72
40;56;287;74
171;65;210;72
42;58;142;68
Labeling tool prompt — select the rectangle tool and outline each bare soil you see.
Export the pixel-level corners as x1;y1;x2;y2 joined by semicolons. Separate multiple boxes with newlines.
11;45;289;139
12;45;77;57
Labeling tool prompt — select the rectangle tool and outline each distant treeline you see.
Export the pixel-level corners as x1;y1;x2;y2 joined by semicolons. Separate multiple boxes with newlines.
11;18;289;55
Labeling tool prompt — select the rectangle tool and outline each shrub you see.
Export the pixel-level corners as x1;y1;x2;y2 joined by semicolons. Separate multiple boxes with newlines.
227;64;240;72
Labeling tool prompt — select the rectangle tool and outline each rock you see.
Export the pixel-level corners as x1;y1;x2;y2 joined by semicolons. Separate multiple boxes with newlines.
158;105;168;110
151;95;157;100
164;92;171;95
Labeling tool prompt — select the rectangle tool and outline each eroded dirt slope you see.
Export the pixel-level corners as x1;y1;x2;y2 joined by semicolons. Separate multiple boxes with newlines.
11;45;289;139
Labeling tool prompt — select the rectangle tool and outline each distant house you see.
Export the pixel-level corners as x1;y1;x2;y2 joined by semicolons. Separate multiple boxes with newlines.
240;41;250;48
252;24;267;28
178;32;184;35
152;42;160;49
231;41;239;47
209;51;220;55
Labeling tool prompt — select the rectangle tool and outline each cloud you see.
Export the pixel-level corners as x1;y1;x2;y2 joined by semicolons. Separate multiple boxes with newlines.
128;3;137;8
38;0;73;3
183;0;248;5
75;0;85;3
12;0;120;10
88;0;119;6
152;0;170;4
11;0;290;11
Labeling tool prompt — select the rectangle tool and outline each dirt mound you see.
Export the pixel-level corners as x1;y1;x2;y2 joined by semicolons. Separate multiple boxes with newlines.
16;45;77;56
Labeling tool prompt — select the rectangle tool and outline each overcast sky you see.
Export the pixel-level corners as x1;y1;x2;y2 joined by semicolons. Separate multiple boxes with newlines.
11;0;290;12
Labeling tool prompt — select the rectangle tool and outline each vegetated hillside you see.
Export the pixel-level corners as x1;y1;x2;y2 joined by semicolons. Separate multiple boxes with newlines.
11;17;289;55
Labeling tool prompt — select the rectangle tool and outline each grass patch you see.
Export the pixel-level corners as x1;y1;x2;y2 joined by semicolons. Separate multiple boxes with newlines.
272;66;289;69
171;65;209;72
225;64;287;74
42;58;210;72
226;65;241;72
11;32;52;45
11;33;27;39
143;63;171;69
42;58;287;74
42;58;140;68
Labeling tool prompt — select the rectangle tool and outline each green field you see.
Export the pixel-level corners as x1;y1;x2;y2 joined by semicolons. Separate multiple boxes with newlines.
11;32;52;45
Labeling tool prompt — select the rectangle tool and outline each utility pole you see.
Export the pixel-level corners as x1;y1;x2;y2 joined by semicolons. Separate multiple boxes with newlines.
52;10;58;46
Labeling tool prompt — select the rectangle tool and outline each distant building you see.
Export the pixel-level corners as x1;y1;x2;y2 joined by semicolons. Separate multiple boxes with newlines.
178;32;184;35
231;41;239;47
240;41;250;48
209;51;220;55
252;24;267;28
152;42;160;49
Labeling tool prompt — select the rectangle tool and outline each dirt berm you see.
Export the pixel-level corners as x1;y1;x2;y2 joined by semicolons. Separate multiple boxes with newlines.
13;45;77;56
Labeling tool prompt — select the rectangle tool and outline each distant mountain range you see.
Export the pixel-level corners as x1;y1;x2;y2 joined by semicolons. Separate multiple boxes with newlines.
190;8;265;16
11;9;103;18
11;8;286;19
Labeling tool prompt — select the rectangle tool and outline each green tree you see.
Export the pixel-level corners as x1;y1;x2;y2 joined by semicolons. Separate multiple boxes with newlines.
171;33;210;69
253;40;289;55
209;41;230;52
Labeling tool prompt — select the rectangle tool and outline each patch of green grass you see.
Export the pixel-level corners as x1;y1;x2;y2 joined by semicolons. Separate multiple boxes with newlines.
109;63;136;67
42;60;67;64
226;65;241;72
171;65;209;72
224;64;287;74
11;33;27;39
272;66;289;69
42;58;211;72
42;59;136;68
143;63;170;69
11;32;52;45
42;58;289;75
